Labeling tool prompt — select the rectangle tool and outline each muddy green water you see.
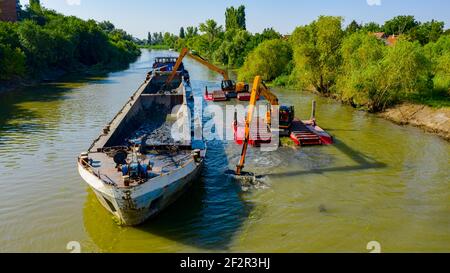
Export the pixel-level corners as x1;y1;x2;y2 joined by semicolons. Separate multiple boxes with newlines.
0;50;449;253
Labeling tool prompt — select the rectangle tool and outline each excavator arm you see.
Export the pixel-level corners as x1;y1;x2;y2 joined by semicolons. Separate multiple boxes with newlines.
186;52;230;81
166;48;229;85
236;76;280;175
165;48;189;85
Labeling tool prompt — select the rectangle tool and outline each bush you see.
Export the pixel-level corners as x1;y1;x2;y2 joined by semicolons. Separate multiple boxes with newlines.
337;35;431;111
0;44;26;80
433;52;450;93
238;39;292;82
337;32;386;108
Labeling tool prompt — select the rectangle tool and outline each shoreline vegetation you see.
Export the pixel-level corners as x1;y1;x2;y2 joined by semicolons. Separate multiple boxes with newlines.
0;1;141;93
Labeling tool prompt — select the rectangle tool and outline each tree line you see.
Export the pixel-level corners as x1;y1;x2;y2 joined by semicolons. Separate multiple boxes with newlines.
245;16;450;111
0;0;141;82
144;8;449;111
145;5;282;67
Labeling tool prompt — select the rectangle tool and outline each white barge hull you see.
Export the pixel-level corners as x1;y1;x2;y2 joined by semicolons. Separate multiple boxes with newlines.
78;159;203;226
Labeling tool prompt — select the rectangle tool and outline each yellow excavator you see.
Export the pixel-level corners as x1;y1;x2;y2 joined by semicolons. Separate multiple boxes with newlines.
166;48;249;96
235;76;295;176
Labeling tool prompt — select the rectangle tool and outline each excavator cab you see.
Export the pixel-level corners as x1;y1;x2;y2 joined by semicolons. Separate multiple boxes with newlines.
236;82;249;93
279;105;295;130
221;80;236;92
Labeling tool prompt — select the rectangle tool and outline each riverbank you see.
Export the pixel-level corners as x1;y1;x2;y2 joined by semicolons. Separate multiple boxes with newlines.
380;103;450;141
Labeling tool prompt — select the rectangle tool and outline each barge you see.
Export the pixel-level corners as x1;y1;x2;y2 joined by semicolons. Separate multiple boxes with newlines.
78;69;206;226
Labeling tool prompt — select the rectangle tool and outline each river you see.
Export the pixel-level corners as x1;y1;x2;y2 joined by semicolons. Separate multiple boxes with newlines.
0;50;448;253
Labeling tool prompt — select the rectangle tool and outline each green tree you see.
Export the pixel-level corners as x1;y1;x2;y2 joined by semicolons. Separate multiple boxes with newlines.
163;32;176;48
424;35;450;92
238;39;292;82
179;27;185;39
346;20;362;34
0;22;21;49
408;20;444;45
337;32;387;108
225;5;246;31
433;52;450;93
384;15;419;35
361;22;383;33
185;26;198;38
147;32;152;45
290;16;344;93
199;19;222;42
29;0;41;11
214;29;251;66
0;44;26;80
199;19;223;57
338;34;431;111
98;21;115;33
237;5;246;30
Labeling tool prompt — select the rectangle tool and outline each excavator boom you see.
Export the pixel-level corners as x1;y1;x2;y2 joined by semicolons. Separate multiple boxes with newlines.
235;76;291;175
166;48;229;85
236;76;262;175
165;48;189;85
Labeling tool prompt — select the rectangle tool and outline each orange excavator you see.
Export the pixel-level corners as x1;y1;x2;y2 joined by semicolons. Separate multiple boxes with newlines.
166;48;249;97
235;76;295;175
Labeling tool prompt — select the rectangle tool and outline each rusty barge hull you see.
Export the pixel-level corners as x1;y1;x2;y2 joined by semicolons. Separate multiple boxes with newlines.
78;71;206;226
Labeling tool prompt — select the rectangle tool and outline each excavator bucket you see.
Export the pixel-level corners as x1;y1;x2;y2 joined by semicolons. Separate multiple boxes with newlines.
225;170;267;190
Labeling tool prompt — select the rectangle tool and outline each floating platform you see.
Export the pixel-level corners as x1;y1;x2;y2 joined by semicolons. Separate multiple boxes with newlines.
233;118;273;147
225;91;238;99
233;118;333;147
204;90;227;102
290;119;333;146
237;92;251;101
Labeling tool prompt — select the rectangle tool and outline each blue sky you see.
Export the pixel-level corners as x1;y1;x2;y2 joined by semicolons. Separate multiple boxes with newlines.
20;0;450;39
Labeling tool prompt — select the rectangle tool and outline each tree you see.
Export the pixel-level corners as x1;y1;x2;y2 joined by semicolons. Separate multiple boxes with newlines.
186;26;198;38
200;19;222;42
147;32;152;45
238;39;292;82
199;19;223;57
179;27;185;39
290;16;344;93
384;15;419;35
408;20;444;45
225;5;246;31
346;20;362;34
225;7;238;31
0;44;26;80
433;52;450;93
338;34;431;111
246;28;282;53
214;28;251;66
361;22;383;33
29;0;41;10
424;35;450;92
99;21;115;33
337;32;387;108
237;5;246;30
163;32;176;48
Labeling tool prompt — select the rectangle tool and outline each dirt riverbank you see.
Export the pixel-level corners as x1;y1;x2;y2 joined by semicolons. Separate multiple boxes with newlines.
380;103;450;141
